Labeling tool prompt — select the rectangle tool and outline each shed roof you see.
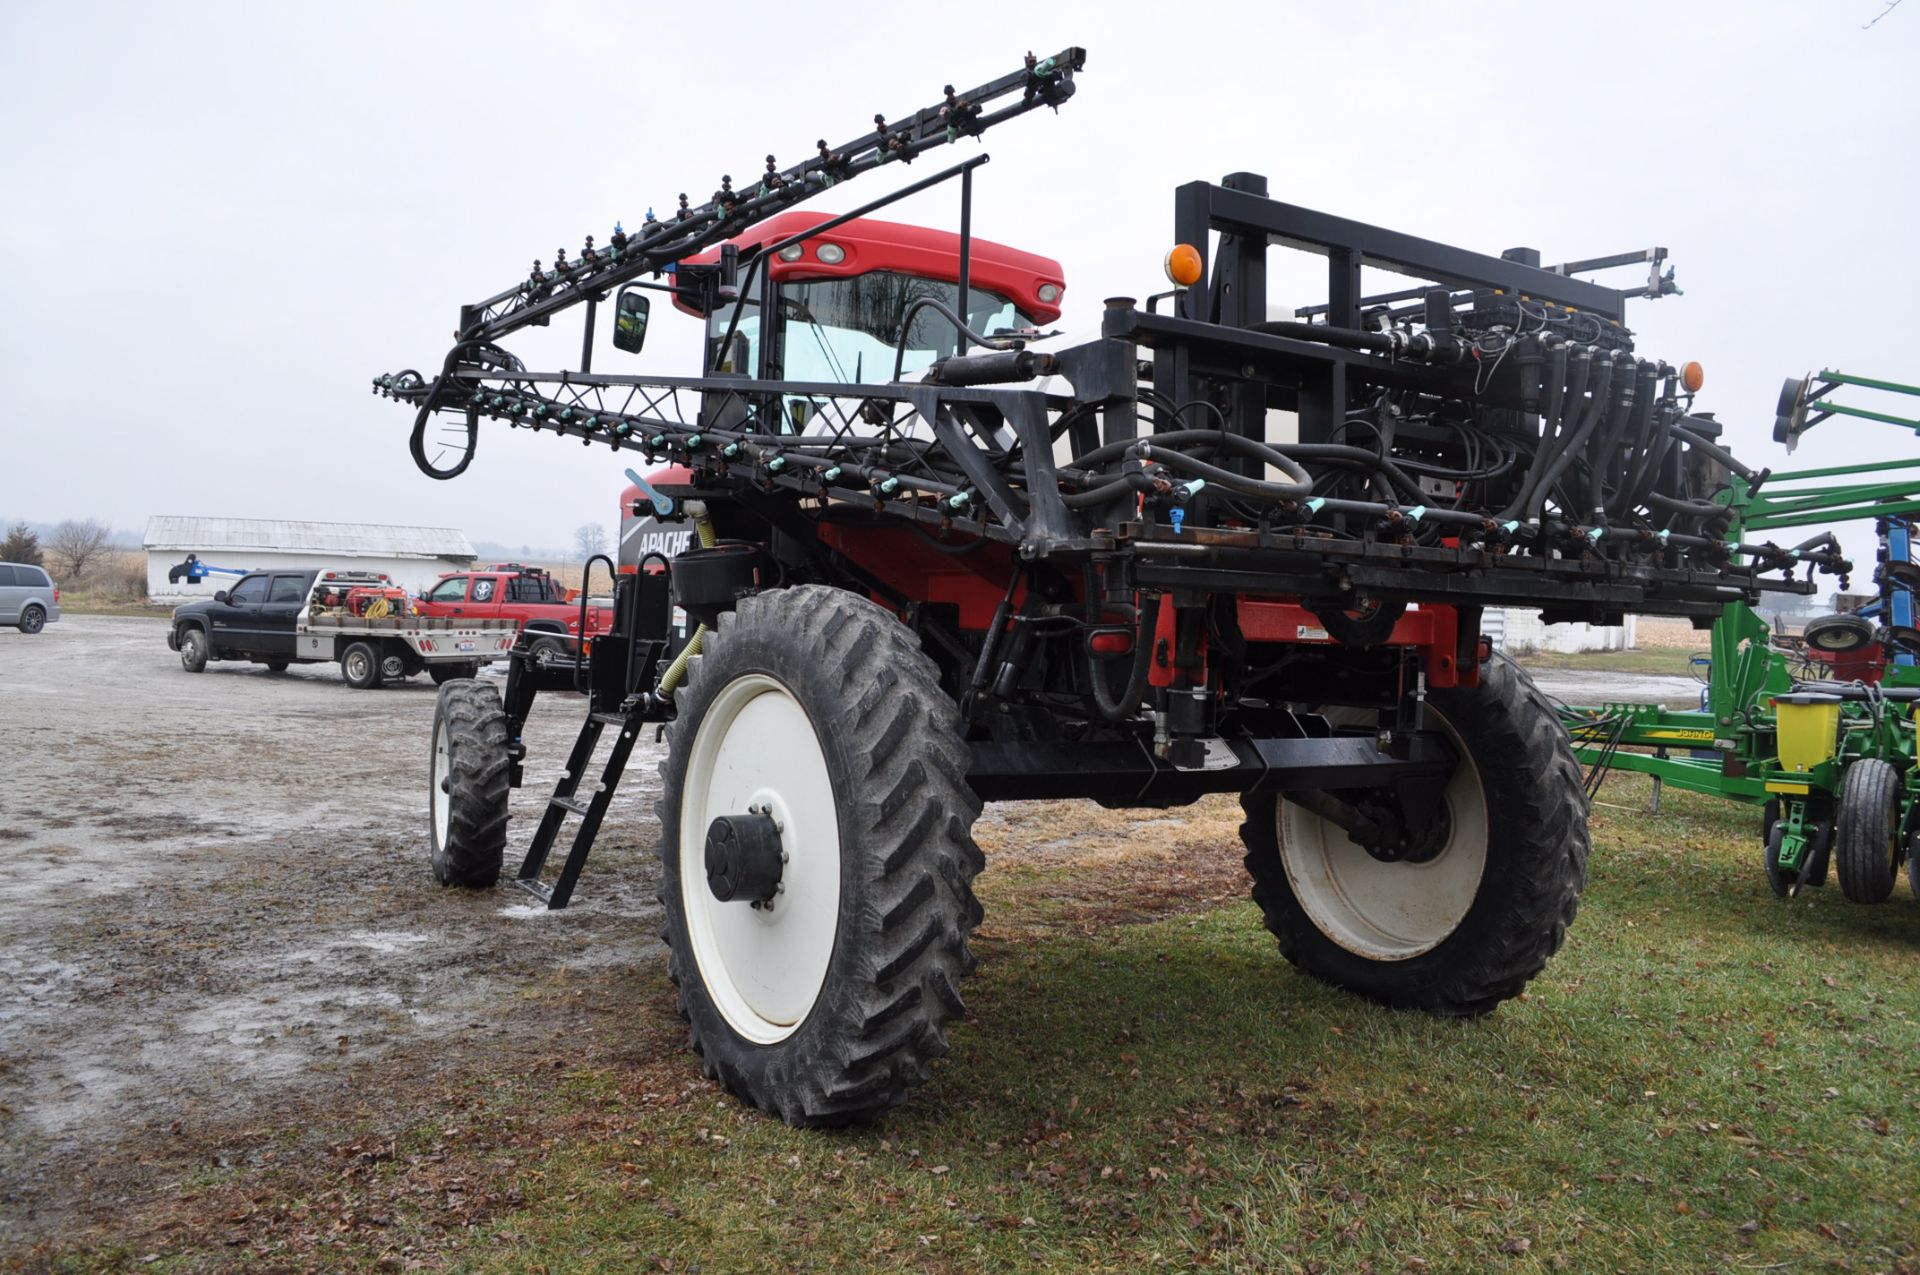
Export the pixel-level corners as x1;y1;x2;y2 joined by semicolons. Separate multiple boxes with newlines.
143;516;476;560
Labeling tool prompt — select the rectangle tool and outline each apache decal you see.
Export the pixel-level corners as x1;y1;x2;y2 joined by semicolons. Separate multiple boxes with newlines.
620;516;693;568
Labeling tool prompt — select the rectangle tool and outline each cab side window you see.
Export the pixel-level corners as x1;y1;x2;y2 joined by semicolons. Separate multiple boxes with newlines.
471;577;497;603
428;576;469;603
268;575;306;603
228;575;269;604
507;576;549;602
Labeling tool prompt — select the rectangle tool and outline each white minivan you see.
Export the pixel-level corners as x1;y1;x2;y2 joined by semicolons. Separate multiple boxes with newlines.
0;562;60;633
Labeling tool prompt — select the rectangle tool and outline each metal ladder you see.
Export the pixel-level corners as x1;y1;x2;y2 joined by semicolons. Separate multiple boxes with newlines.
512;699;648;909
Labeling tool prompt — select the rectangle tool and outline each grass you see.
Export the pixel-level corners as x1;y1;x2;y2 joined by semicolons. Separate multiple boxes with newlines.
61;778;1920;1273
1513;646;1707;678
54;595;169;618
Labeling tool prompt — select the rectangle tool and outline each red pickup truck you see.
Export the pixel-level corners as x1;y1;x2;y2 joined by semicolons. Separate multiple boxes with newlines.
415;565;613;665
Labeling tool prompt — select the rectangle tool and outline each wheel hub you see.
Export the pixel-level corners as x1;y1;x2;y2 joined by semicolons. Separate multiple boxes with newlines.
705;810;785;904
1360;802;1453;865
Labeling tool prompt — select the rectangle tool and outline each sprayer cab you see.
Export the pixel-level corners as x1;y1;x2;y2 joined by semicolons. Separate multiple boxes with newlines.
668;210;1064;383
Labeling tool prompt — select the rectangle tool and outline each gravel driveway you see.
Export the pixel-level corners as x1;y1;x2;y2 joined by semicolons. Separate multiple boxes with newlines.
0;615;667;1247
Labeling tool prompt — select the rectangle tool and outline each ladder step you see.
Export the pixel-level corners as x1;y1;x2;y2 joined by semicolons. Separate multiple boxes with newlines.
511;877;554;904
550;795;593;816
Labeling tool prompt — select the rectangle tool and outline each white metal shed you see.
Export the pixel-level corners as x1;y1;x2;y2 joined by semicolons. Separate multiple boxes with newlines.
144;516;478;603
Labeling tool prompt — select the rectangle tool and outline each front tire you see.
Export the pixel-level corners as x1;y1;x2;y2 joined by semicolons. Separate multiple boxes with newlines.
429;681;509;887
657;585;984;1127
178;627;208;673
528;634;567;669
1835;758;1901;904
341;641;382;689
18;605;45;634
1239;654;1587;1016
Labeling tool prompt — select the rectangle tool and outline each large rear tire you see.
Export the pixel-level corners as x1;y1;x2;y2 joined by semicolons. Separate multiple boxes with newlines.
657;585;984;1127
1835;758;1901;904
1239;654;1588;1016
429;662;481;685
429;681;509;888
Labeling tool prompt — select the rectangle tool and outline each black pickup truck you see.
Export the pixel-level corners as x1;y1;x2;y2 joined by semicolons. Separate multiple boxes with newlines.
167;568;517;688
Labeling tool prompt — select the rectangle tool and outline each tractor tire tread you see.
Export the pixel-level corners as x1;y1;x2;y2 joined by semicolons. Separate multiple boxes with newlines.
655;585;983;1127
430;681;509;888
1239;652;1588;1017
1835;757;1899;904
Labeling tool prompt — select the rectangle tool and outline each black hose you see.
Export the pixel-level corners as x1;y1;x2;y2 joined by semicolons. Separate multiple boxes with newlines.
1065;429;1308;490
1610;363;1665;514
1673;424;1759;483
1643;491;1733;521
1060;470;1156;507
1250;318;1398;354
1133;443;1312;500
1088;593;1160;721
891;297;1017;382
1586;354;1636;512
1499;341;1571;520
1527;349;1612;522
1308;496;1488;530
1064;431;1426;504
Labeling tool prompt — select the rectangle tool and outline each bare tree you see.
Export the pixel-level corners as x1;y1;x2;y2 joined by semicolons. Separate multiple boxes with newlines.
573;522;610;560
47;518;114;580
1;522;43;566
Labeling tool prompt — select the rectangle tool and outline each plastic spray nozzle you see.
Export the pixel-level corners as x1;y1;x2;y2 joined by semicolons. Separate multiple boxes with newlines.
1170;508;1186;535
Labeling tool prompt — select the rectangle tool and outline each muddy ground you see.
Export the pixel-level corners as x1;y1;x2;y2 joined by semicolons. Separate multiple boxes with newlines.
0;615;673;1254
0;616;1249;1263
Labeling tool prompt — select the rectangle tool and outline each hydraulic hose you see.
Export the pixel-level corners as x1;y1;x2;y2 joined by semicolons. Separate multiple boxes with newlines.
1063;431;1426;504
1672;423;1759;483
1527;349;1613;523
1643;491;1734;523
1586;354;1637;514
892;297;1019;382
1504;342;1583;520
1610;363;1665;514
1066;429;1310;492
657;503;718;696
1133;442;1312;500
1087;592;1160;722
1500;341;1572;520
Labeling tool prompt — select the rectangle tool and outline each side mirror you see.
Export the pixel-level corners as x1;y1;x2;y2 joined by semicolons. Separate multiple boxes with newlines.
214;590;229;604
612;287;651;353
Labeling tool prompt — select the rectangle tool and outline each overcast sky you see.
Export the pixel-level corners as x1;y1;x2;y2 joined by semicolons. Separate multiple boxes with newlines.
2;0;1916;564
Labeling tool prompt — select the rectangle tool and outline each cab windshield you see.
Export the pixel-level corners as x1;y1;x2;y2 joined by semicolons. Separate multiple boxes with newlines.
705;271;1028;385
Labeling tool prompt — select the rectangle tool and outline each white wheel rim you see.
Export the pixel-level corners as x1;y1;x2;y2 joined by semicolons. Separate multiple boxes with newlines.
347;651;368;680
680;673;840;1044
431;712;451;848
1278;707;1489;960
